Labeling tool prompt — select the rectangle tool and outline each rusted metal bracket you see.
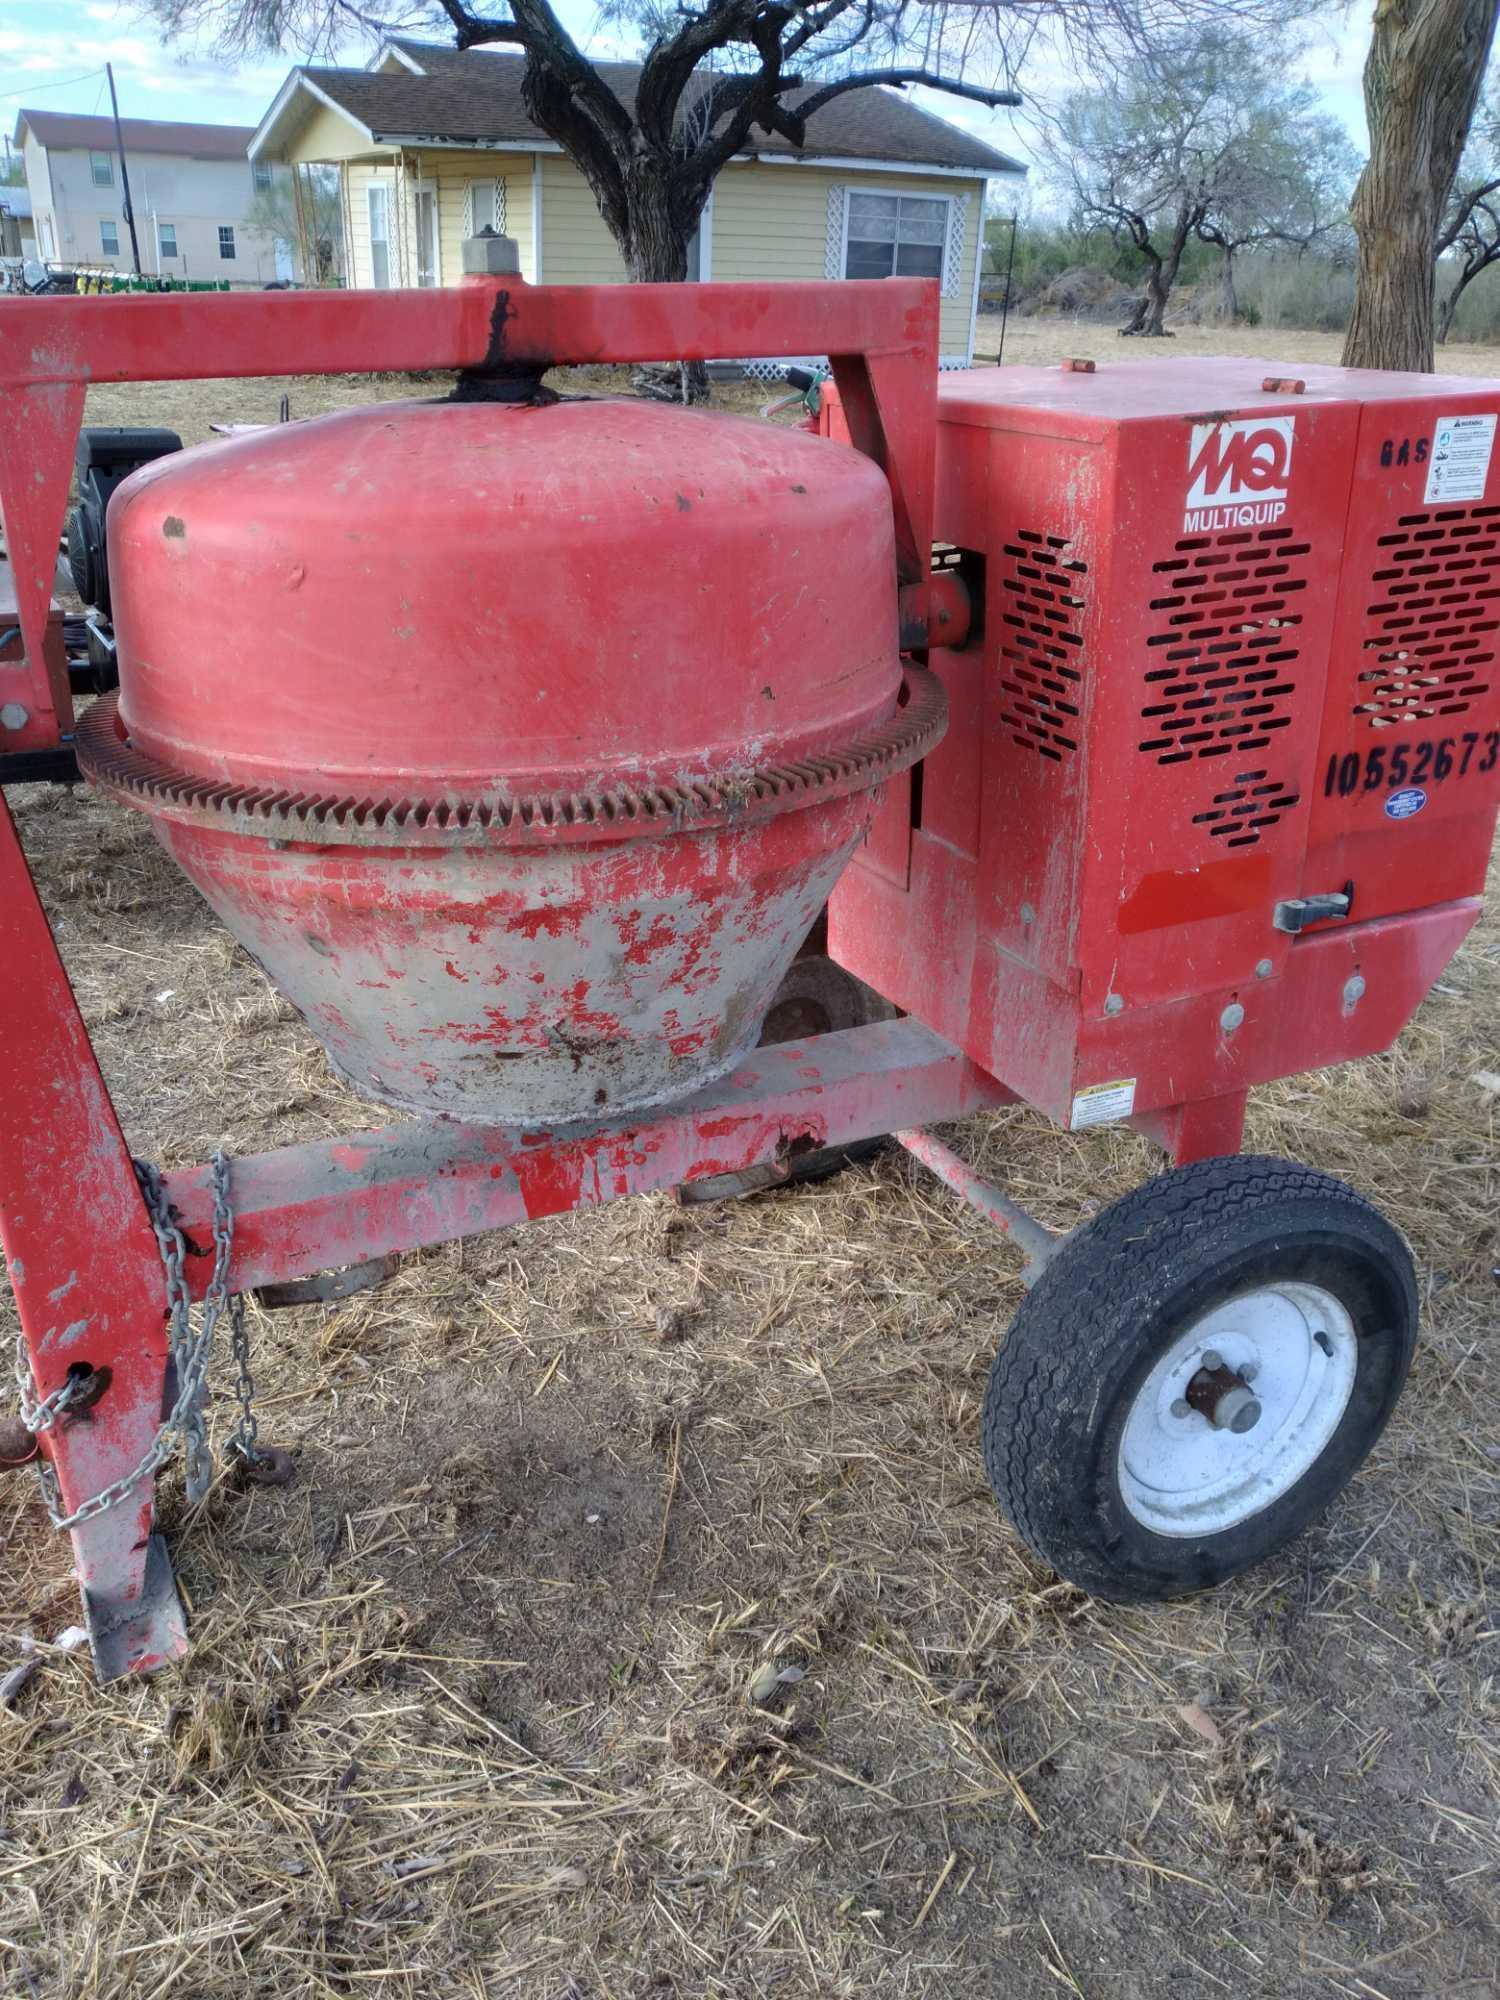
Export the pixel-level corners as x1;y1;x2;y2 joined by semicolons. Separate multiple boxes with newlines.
675;1159;795;1204
255;1256;397;1309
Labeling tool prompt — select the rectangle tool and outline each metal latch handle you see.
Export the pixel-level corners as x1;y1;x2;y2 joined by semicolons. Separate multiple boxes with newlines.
1273;891;1351;935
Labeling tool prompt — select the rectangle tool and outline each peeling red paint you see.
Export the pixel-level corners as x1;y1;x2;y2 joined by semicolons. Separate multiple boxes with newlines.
620;911;678;966
510;905;585;940
513;1148;587;1219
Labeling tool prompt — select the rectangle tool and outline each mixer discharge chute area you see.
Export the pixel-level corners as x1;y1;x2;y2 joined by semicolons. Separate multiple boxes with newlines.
1;259;1496;1677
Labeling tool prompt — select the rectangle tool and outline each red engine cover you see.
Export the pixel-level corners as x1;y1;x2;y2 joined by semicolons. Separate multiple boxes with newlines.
827;358;1500;1138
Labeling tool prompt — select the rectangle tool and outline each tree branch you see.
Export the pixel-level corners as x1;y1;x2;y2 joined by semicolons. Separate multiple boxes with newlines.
788;67;1021;129
638;0;789;153
430;0;529;48
1439;171;1500;253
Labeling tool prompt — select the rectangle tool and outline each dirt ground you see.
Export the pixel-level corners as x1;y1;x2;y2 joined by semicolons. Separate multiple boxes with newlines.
1;319;1498;1999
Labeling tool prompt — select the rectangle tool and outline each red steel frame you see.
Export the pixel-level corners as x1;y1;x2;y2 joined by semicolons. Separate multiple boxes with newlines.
0;273;1004;1678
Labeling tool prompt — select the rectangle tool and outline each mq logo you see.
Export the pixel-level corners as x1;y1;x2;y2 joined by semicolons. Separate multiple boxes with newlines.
1184;415;1295;533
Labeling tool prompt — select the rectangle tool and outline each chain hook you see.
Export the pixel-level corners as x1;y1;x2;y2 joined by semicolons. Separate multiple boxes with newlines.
10;1148;291;1529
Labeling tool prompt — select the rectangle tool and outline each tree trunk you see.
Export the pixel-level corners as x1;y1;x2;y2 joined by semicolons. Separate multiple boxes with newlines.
1121;258;1172;336
619;161;710;403
1122;224;1187;337
1219;247;1239;323
1344;0;1500;370
1437;274;1464;339
622;172;691;285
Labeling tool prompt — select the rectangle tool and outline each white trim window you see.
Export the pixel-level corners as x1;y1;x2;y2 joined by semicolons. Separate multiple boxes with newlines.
413;180;439;286
463;178;505;236
100;218;119;256
90;150;113;188
368;181;392;287
218;224;236;260
843;189;949;283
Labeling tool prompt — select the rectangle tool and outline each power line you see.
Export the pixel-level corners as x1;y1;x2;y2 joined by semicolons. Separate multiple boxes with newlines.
0;68;107;104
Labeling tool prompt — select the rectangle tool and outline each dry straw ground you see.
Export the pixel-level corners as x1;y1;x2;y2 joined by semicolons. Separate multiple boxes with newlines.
1;322;1497;2000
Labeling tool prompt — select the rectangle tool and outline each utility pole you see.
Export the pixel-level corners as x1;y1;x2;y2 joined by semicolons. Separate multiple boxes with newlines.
106;63;141;275
995;214;1018;368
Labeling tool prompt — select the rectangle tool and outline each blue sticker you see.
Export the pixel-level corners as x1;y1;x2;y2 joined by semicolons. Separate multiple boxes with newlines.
1385;787;1427;820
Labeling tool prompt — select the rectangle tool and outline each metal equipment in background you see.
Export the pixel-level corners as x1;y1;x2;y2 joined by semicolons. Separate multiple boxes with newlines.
0;427;179;786
1;248;1497;1679
64;426;182;692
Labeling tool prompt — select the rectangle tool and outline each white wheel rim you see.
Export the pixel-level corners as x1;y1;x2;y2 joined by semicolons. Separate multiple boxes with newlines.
1117;1282;1358;1538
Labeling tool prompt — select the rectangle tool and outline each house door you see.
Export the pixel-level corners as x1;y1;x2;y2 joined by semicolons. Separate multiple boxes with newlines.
414;184;439;287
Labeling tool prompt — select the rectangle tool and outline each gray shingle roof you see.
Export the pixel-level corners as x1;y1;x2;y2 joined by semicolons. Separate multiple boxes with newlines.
13;110;258;160
293;41;1022;174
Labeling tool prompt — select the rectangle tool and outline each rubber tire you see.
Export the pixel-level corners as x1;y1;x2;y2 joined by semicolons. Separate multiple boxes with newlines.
980;1155;1417;1602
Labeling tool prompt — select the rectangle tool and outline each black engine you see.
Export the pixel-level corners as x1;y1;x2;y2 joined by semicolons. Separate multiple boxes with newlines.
66;427;182;688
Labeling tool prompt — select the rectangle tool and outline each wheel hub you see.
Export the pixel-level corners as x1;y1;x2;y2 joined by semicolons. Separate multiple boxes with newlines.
1117;1282;1358;1537
1184;1357;1263;1433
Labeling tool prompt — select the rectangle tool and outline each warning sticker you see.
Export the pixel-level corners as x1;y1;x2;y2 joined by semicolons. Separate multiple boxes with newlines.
1424;413;1497;504
1070;1078;1137;1130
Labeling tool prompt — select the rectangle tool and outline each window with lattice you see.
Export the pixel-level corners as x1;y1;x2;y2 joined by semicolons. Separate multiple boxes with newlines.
464;180;506;238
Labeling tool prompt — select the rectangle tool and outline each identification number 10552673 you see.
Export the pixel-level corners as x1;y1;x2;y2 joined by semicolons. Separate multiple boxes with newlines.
1323;731;1500;797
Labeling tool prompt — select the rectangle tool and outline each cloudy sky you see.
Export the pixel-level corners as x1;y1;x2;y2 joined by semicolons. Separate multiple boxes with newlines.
1;0;1374;170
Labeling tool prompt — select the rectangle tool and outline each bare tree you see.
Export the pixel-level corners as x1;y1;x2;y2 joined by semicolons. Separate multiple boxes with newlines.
1436;73;1500;338
1344;0;1500;371
247;163;345;281
1048;28;1353;335
1195;106;1358;321
1047;77;1206;336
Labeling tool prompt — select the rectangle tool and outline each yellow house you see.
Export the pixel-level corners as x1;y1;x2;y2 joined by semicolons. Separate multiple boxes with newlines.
250;37;1025;369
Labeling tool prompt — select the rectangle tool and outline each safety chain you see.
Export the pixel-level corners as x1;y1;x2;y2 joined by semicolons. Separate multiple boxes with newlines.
12;1340;86;1436
226;1289;259;1468
13;1151;264;1531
